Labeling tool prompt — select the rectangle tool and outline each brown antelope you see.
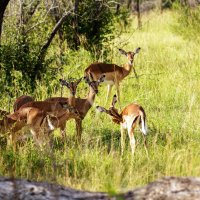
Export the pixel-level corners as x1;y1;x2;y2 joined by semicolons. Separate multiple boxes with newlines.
13;95;34;112
46;74;105;142
7;101;80;146
96;95;147;155
84;47;141;103
46;78;82;107
45;78;82;136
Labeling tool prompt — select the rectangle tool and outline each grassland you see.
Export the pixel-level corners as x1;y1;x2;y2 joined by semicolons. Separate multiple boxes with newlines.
0;10;200;194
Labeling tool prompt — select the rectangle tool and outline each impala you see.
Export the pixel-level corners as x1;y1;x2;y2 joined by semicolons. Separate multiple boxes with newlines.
96;95;147;155
84;47;141;103
46;74;105;142
45;78;82;136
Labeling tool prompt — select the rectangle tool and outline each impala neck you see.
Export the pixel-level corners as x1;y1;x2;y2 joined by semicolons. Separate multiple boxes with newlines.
123;61;133;72
86;86;96;106
68;94;76;107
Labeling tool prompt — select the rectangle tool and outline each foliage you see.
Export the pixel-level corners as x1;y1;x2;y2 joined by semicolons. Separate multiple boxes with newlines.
174;6;200;42
62;0;117;55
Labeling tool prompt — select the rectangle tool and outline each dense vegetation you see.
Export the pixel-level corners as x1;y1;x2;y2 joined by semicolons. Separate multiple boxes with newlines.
0;0;200;194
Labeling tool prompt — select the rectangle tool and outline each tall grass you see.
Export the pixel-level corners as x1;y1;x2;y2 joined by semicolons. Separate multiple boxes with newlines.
0;10;200;193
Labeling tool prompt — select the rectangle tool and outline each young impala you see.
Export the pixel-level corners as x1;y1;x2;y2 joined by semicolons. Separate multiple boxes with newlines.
84;47;141;103
96;95;147;155
46;74;105;142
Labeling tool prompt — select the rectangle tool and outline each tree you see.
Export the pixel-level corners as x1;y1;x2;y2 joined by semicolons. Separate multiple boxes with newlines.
0;0;10;42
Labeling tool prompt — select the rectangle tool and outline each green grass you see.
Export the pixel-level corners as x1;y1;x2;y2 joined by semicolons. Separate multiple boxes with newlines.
0;10;200;193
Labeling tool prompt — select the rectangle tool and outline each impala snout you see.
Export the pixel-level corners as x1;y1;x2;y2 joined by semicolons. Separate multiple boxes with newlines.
94;89;98;94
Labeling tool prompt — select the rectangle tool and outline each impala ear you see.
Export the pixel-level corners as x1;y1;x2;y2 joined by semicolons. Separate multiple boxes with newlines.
84;76;90;83
96;106;107;113
134;47;141;54
89;73;94;81
76;77;82;85
111;94;117;107
59;79;69;87
119;49;127;56
98;74;105;83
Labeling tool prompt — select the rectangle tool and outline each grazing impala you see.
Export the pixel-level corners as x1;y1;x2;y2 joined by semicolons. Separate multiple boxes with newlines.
46;74;105;142
96;95;147;155
85;47;141;103
13;95;34;112
7;101;80;146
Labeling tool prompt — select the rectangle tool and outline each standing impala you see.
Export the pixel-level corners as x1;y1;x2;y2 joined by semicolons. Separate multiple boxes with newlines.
96;95;147;155
45;78;82;136
46;74;105;142
84;47;141;103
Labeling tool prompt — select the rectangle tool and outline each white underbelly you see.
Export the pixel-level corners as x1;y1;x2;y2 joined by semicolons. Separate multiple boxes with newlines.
103;80;114;85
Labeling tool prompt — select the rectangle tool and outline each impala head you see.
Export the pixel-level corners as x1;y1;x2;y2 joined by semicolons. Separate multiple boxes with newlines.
84;73;105;94
59;78;82;96
119;47;141;64
96;95;122;124
59;102;80;119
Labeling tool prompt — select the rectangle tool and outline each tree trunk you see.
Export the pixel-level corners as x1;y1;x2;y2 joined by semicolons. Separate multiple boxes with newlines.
0;0;10;42
73;0;80;49
127;0;132;9
33;8;74;83
136;0;142;29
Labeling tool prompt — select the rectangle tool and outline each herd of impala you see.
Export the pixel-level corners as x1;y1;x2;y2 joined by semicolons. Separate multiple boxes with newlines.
0;47;147;155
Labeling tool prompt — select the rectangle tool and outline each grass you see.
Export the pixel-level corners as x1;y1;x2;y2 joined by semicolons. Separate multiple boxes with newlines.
0;10;200;194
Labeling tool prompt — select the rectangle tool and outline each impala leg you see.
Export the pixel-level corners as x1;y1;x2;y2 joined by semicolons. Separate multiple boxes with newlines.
120;124;126;155
128;130;135;156
115;83;121;107
106;85;113;104
60;123;66;141
30;128;43;149
75;119;82;143
127;123;136;156
7;132;16;151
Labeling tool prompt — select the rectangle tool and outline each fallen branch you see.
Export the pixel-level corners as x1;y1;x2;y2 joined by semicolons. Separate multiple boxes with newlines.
1;176;200;199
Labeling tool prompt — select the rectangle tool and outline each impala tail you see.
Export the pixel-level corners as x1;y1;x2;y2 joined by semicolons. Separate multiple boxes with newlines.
139;108;148;135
